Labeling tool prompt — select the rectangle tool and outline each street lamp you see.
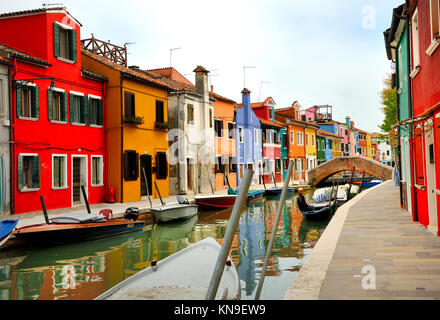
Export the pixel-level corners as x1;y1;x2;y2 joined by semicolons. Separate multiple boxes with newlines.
15;77;55;89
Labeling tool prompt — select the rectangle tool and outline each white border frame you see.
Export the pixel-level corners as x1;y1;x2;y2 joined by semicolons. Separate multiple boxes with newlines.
52;154;68;190
91;155;104;187
71;154;88;207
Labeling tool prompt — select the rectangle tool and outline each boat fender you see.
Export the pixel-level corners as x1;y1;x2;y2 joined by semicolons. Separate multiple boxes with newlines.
151;260;157;272
225;260;232;271
124;207;140;221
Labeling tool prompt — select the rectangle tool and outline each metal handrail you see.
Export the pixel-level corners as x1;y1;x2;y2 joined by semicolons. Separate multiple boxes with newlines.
414;184;426;191
205;168;254;300
254;159;294;300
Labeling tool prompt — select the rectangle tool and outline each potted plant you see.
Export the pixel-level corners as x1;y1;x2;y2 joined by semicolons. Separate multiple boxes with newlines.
124;115;144;126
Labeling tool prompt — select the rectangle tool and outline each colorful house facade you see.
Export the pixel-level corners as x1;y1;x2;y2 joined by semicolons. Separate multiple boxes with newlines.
235;89;263;186
81;40;171;203
252;97;285;184
0;55;10;214
316;132;326;165
0;7;107;214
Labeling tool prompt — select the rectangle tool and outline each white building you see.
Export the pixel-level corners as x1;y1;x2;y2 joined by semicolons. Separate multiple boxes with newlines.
0;60;10;214
378;141;392;166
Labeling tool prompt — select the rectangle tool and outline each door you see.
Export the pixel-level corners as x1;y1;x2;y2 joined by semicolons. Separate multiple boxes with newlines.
140;155;152;197
425;120;438;233
72;158;81;205
187;158;193;192
247;163;254;184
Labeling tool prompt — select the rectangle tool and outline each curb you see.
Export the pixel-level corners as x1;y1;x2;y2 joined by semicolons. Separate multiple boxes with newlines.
283;180;392;300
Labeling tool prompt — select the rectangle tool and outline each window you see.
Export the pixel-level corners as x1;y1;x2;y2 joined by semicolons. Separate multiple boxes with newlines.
52;155;67;188
16;85;39;119
254;129;258;144
263;158;270;173
88;96;103;126
47;88;67;122
124;150;139;181
53;22;77;62
282;133;288;148
283;159;288;170
215;156;225;174
209;109;213;128
17;154;40;190
228;122;235;139
91;155;103;186
239;127;244;143
305;134;309;146
411;10;421;73
215;119;223;137
297;132;303;145
290;131;294;144
269;108;273;120
69;93;88;124
124;91;135;119
229;156;237;173
0;78;3;115
187;104;194;124
312;134;315;146
431;0;440;40
266;129;273;143
275;159;281;172
156;100;164;123
295;110;299;119
156;152;168;179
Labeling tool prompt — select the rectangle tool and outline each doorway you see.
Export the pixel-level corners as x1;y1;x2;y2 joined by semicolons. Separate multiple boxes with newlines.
187;158;194;193
425;120;438;234
140;154;152;197
72;156;87;206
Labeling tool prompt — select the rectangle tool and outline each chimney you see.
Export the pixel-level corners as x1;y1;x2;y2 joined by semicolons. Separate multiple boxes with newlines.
345;116;350;128
210;85;213;93
193;65;209;102
350;121;354;129
241;88;251;108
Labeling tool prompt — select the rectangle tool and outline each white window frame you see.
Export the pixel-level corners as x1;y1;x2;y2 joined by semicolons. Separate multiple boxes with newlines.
19;153;40;192
70;91;86;126
227;121;235;140
52;154;68;189
290;131;294;145
411;9;421;78
88;94;103;128
427;0;440;56
238;126;244;143
91;155;104;187
254;128;258;144
297;132;303;145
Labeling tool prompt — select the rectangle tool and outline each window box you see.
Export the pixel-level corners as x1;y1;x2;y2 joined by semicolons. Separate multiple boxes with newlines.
124;115;144;126
155;121;170;130
425;38;440;56
410;66;420;78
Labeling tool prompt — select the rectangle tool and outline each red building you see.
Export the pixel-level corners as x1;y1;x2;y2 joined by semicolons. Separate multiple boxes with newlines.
0;7;107;214
251;97;285;184
407;0;440;233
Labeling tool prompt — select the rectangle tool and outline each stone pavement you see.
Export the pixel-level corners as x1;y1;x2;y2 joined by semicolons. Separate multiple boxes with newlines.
284;180;440;300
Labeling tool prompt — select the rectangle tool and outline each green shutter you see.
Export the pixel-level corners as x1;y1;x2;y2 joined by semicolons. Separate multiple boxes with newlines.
47;89;53;120
69;93;76;123
31;86;39;119
53;23;60;57
81;96;88;124
97;99;103;126
89;99;95;124
31;156;40;189
17;156;23;189
16;88;22;117
63;92;68;122
68;29;77;62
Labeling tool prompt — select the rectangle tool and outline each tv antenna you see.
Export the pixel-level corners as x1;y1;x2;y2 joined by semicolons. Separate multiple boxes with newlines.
42;3;64;7
170;47;182;67
258;81;270;101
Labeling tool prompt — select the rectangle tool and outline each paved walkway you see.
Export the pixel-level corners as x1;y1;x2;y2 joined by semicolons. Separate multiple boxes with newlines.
284;180;440;300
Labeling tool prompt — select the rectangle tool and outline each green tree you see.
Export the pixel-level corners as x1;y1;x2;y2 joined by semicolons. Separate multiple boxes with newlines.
378;73;397;134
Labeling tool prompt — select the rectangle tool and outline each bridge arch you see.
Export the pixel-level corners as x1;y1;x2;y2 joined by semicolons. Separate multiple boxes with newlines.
307;156;393;186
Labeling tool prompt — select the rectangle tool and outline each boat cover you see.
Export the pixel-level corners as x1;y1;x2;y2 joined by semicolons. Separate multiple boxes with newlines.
50;213;106;224
0;219;18;239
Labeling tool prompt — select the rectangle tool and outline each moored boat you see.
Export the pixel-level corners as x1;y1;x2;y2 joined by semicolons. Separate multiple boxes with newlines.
95;237;240;300
0;219;18;249
264;187;295;196
299;203;334;220
150;203;199;223
361;179;382;188
194;194;237;210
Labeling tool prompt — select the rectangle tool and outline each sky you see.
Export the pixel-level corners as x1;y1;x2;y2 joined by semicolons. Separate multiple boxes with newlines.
1;0;403;132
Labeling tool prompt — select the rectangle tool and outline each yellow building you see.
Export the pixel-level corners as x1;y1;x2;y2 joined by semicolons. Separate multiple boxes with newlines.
81;44;171;203
366;133;373;159
304;125;318;170
332;137;342;158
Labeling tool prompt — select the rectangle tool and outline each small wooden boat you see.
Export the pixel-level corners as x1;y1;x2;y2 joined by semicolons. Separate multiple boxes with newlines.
12;188;145;245
361;179;382;188
0;219;18;248
151;204;198;223
232;188;264;202
95;237;240;300
194;194;237;210
300;202;335;220
264;187;295;196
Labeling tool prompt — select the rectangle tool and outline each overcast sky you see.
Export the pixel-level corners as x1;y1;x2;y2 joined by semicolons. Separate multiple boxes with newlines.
2;0;402;132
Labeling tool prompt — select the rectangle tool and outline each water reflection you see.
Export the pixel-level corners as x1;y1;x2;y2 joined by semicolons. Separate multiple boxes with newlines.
0;188;328;300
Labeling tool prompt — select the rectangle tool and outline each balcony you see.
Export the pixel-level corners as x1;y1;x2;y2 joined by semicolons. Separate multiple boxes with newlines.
123;115;144;126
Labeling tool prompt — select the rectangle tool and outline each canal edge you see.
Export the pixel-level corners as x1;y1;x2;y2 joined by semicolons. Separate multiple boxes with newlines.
283;180;392;300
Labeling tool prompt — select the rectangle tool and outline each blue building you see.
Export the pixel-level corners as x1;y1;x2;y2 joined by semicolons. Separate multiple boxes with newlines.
235;88;263;186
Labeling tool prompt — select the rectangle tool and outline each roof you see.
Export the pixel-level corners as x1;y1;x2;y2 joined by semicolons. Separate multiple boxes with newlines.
211;91;236;104
0;43;51;67
259;118;286;128
275;113;319;129
193;65;209;73
316;129;342;139
82;48;171;90
81;68;107;81
0;6;82;27
147;67;194;86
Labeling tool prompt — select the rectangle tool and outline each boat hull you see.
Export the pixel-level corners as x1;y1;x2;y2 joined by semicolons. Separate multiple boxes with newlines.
12;220;145;244
247;190;265;201
95;237;240;300
194;195;237;210
300;204;333;220
264;187;295;196
0;220;18;248
151;204;199;223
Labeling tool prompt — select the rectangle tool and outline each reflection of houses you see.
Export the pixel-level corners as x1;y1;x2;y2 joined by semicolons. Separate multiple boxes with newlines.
237;200;266;296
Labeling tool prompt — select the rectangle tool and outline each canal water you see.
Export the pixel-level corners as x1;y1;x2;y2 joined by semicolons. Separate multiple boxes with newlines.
0;188;331;300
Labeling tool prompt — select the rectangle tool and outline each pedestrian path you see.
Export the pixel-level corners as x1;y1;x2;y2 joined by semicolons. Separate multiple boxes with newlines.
284;180;440;300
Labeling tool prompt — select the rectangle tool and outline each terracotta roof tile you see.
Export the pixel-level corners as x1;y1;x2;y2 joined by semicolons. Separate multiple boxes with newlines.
0;43;51;67
81;68;107;81
259;118;286;128
316;129;342;139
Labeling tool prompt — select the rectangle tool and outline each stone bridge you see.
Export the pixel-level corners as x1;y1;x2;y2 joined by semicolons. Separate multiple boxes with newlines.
307;156;393;186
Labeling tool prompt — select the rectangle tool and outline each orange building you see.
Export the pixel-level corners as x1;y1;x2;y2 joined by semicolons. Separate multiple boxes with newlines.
212;90;237;190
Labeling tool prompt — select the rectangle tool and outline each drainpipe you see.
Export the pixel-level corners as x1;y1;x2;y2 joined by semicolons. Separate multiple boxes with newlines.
8;59;15;214
394;36;403;208
176;92;181;194
405;1;418;221
120;75;124;203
